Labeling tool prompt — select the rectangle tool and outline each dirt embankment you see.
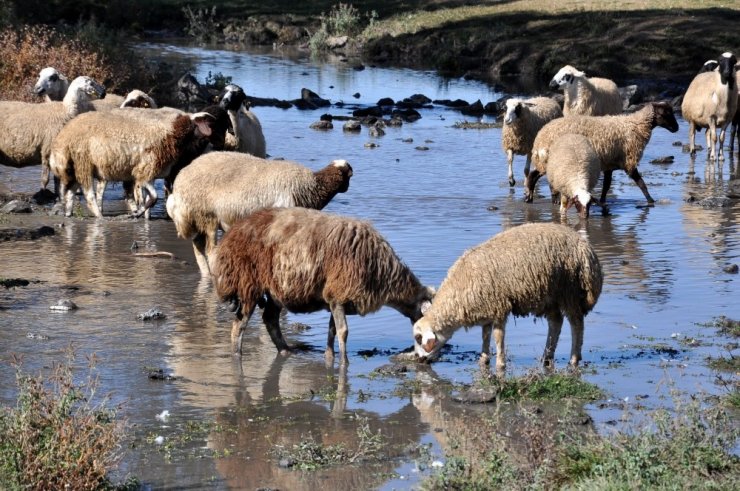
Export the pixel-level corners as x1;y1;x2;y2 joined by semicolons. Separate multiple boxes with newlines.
361;8;740;96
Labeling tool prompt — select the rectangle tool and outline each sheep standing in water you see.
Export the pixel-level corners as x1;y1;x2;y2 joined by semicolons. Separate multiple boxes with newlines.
413;223;602;372
166;154;353;275
211;207;435;365
218;84;267;157
549;65;623;116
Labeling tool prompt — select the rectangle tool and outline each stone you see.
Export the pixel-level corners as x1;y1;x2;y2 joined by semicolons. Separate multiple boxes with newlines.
1;200;31;214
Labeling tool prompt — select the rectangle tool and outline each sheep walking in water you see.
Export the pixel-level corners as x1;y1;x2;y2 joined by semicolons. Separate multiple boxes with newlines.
526;102;679;205
211;207;435;365
413;223;602;372
166;153;353;275
218;84;267;157
549;65;623;116
500;96;562;187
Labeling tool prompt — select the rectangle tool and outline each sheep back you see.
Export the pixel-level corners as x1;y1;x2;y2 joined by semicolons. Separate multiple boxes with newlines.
226;106;267;157
500;97;562;156
213;207;425;317
565;77;623;116
422;222;602;333
0;101;71;168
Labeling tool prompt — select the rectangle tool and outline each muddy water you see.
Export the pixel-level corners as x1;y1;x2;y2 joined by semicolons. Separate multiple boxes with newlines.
1;42;739;489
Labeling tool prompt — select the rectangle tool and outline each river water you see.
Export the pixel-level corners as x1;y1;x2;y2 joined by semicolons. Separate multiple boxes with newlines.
0;42;738;489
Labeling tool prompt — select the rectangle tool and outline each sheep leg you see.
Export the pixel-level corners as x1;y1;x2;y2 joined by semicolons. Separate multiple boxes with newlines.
493;320;506;374
326;315;337;366
709;119;718;161
506;150;515;186
688;122;696;156
479;323;492;369
627;168;655;204
40;162;50;191
133;181;157;218
231;299;257;355
565;313;584;368
718;125;727;161
192;234;211;276
599;170;613;205
329;303;350;366
95;179;107;215
262;296;290;355
83;185;103;218
63;183;79;217
123;181;138;212
559;194;569;214
543;311;564;370
524;155;531;180
523;170;541;203
549;185;560;205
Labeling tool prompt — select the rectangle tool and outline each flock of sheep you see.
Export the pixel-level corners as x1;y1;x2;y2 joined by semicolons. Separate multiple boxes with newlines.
0;51;737;372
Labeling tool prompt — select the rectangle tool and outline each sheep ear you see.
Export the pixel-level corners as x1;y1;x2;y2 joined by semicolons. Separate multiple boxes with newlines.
421;300;432;315
191;112;215;137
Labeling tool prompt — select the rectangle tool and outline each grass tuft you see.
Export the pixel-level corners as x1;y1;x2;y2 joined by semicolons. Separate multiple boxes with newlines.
479;370;605;401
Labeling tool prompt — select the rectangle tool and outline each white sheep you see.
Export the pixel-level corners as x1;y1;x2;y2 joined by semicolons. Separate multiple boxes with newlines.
211;206;435;364
545;134;602;217
0;76;106;191
49;107;218;218
525;102;679;205
500;96;562;186
550;65;623;116
413;222;602;371
33;66;129;109
120;90;158;109
218;84;267;157
681;52;738;161
166;152;353;275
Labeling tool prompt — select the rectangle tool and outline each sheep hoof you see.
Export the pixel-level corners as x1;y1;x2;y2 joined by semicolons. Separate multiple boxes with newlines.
508;178;516;187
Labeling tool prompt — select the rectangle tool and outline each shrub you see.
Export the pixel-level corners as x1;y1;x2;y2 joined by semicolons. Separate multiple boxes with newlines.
182;5;220;42
0;23;154;102
0;349;127;490
309;3;377;53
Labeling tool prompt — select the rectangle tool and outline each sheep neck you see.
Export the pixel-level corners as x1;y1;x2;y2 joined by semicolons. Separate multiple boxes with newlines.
308;167;348;209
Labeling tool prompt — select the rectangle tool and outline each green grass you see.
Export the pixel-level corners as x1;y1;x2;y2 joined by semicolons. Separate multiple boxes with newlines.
479;371;605;401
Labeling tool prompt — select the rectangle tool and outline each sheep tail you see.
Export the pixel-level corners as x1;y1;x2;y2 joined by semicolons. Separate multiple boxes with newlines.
579;244;603;312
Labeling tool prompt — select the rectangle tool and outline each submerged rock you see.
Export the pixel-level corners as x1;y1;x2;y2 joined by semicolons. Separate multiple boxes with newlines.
138;308;166;321
697;197;731;208
343;120;361;132
1;200;32;214
50;299;78;311
452;386;498;404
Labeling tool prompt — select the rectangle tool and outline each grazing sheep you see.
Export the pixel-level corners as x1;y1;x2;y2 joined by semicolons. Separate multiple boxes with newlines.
681;52;738;161
500;96;562;186
550;65;623;116
525;102;679;205
211;207;435;364
546;134;602;218
50;107;218;218
413;222;602;371
219;84;267;157
0;76;106;191
167;153;353;275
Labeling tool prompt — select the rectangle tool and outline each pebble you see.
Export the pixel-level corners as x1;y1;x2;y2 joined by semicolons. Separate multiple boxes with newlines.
138;308;166;321
723;264;738;274
49;299;78;311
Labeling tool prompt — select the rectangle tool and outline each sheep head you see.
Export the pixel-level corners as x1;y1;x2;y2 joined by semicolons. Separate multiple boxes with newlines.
66;76;106;101
571;190;596;218
219;84;248;111
719;52;737;87
331;159;353;193
650;102;679;133
549;65;584;90
34;67;67;99
413;316;447;362
121;90;157;109
698;59;719;74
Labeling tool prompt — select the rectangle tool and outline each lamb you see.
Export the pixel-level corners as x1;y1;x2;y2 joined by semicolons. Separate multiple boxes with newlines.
166;153;353;275
218;84;267;157
49;107;218;218
413;222;602;372
211;207;435;364
525;102;679;205
545;134;602;218
549;65;623;116
681;52;738;161
0;76;106;191
500;96;562;186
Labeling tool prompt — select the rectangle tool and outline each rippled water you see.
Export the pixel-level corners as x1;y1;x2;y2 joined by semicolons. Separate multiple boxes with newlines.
1;42;738;489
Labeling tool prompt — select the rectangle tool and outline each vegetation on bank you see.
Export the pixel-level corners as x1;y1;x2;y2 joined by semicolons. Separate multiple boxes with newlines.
0;349;132;490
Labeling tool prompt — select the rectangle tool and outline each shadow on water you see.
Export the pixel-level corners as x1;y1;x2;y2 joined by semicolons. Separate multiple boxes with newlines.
1;43;739;488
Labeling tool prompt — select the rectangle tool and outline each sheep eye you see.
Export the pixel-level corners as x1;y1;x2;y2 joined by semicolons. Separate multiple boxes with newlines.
565;74;572;83
50;74;58;82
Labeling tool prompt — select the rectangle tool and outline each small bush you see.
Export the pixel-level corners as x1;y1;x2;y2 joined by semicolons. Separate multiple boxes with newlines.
309;3;376;53
204;70;232;91
0;349;127;490
182;5;220;42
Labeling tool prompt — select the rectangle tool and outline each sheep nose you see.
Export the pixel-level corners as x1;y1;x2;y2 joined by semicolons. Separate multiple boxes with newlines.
34;86;45;95
548;79;559;89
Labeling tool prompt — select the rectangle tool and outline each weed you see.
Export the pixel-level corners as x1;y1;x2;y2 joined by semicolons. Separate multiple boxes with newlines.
701;316;740;338
309;3;376;53
182;5;220;42
203;70;232;91
477;370;605;401
0;348;127;490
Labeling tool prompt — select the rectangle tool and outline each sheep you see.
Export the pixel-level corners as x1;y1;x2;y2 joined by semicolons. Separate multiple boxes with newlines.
218;84;267;157
166;153;353;275
525;101;679;205
500;96;562;186
211;207;435;364
729;67;740;154
413;222;602;372
120;90;158;109
0;76;106;191
49;107;219;218
545;134;602;218
550;65;623;116
681;52;738;161
33;67;69;102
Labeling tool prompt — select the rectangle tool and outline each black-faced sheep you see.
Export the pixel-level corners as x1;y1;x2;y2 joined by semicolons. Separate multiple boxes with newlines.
49;108;219;218
413;222;602;371
0;76;106;191
526;102;679;205
211;207;435;365
218;84;267;157
546;134;602;218
500;96;562;186
550;65;623;116
166;153;353;275
681;52;738;161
